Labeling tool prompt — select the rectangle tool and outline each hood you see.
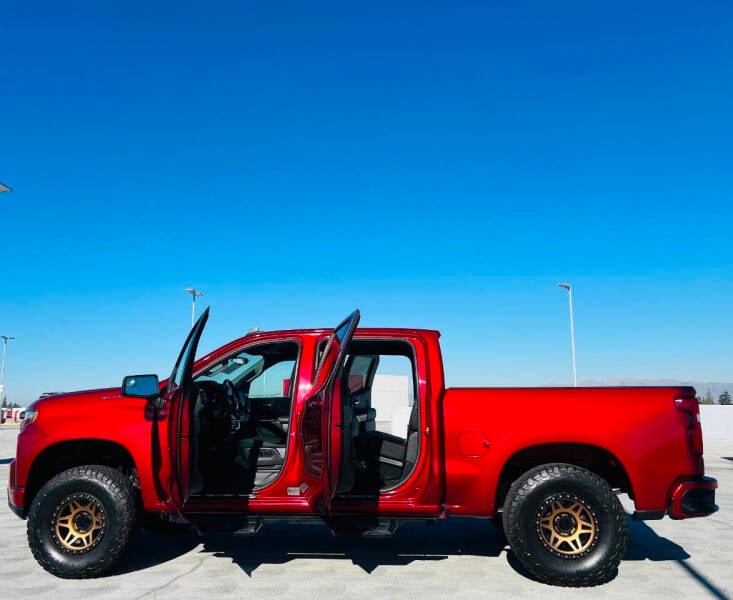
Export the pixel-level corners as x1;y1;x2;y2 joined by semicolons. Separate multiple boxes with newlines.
29;387;122;411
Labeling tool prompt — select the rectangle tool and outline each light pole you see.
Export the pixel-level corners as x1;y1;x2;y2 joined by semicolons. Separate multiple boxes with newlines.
184;288;204;328
0;335;15;398
557;284;577;387
0;184;12;398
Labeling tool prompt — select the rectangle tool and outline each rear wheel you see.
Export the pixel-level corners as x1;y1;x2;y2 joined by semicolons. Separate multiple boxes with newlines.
27;465;137;578
503;463;627;587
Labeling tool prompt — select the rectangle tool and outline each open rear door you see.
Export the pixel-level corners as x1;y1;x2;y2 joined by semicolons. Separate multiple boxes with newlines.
301;309;359;512
160;308;209;512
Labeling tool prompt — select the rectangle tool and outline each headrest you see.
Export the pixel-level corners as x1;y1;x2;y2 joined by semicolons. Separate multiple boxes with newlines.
348;374;366;393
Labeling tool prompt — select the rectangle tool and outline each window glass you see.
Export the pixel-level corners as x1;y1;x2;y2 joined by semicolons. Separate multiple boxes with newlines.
344;340;418;440
370;354;414;436
195;341;299;396
169;333;198;391
335;319;352;344
248;360;297;398
313;310;359;387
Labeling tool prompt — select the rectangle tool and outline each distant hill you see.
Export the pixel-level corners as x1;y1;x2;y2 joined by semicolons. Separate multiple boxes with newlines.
575;379;733;399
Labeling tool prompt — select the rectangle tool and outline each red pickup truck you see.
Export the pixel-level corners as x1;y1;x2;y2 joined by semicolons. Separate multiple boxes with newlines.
8;309;718;586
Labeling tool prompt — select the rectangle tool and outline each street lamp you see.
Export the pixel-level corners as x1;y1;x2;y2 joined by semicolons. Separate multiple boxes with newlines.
557;284;577;387
0;335;15;397
184;288;204;328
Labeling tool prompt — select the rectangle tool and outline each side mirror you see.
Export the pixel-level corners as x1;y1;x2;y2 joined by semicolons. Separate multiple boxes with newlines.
121;374;160;400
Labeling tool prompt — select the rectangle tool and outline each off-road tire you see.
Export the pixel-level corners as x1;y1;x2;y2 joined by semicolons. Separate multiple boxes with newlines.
27;465;137;578
503;463;627;587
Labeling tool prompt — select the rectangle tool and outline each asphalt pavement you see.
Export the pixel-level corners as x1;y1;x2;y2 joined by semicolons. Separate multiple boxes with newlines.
1;426;730;600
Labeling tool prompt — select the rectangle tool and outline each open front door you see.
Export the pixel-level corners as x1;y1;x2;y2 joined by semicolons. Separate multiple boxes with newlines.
160;308;209;512
301;309;359;513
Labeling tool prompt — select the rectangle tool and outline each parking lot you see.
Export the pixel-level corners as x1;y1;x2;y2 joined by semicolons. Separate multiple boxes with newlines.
1;426;730;600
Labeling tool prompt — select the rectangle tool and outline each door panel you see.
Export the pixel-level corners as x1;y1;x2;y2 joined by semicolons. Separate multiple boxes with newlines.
329;334;443;517
251;396;291;421
300;309;360;512
301;391;325;479
160;308;209;511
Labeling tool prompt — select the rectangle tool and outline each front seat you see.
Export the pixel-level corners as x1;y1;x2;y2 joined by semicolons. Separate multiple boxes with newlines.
235;420;287;471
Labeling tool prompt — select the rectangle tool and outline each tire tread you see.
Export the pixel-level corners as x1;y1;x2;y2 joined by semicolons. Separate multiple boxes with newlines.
503;463;627;587
27;465;137;579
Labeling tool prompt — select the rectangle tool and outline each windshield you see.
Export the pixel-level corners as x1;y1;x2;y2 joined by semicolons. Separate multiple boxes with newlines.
196;350;265;385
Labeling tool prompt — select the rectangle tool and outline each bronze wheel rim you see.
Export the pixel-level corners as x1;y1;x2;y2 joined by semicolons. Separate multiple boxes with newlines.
537;494;597;557
53;494;105;553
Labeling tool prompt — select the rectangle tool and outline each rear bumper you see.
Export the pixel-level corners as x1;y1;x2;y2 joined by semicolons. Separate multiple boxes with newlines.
669;476;718;519
6;459;25;519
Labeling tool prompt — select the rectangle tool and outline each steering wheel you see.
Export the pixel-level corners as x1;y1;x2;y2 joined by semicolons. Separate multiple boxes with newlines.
222;379;249;424
222;379;239;414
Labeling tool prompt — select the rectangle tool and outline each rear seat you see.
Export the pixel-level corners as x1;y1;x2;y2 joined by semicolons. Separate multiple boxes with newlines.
348;373;419;485
358;409;419;483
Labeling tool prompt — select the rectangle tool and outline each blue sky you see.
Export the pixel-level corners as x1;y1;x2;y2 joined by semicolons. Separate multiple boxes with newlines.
1;1;732;403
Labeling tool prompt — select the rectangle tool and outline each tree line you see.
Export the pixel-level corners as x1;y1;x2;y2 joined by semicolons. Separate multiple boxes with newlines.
697;389;731;405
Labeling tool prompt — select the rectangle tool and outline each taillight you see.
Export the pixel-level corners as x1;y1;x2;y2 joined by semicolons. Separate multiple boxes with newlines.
675;397;703;455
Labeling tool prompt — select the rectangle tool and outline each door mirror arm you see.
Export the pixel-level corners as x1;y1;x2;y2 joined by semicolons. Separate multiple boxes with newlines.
146;395;165;411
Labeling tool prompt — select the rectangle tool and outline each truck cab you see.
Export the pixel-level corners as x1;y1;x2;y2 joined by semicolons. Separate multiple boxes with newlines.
144;309;445;521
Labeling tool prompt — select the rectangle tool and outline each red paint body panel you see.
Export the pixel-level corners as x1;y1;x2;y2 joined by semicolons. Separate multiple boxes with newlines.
7;321;715;527
442;386;702;516
11;388;165;512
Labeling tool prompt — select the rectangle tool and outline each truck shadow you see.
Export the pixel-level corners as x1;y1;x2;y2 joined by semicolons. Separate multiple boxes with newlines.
121;517;507;576
624;518;689;561
621;520;728;600
120;514;699;587
117;529;201;574
202;517;507;575
503;516;690;584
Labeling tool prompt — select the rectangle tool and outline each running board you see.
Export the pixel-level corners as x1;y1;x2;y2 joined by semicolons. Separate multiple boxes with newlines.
193;515;264;535
327;517;399;537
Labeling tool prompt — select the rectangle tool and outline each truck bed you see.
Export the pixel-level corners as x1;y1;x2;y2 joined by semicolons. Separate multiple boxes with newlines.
440;386;701;516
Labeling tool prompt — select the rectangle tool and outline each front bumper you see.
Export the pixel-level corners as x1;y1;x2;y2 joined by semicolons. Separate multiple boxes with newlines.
669;476;718;519
6;459;25;519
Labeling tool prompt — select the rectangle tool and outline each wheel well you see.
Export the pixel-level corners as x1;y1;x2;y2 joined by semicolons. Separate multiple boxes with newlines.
494;443;632;513
25;439;137;512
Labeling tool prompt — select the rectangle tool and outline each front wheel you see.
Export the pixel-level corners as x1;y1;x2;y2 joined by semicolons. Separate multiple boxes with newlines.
27;465;137;578
503;463;627;587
